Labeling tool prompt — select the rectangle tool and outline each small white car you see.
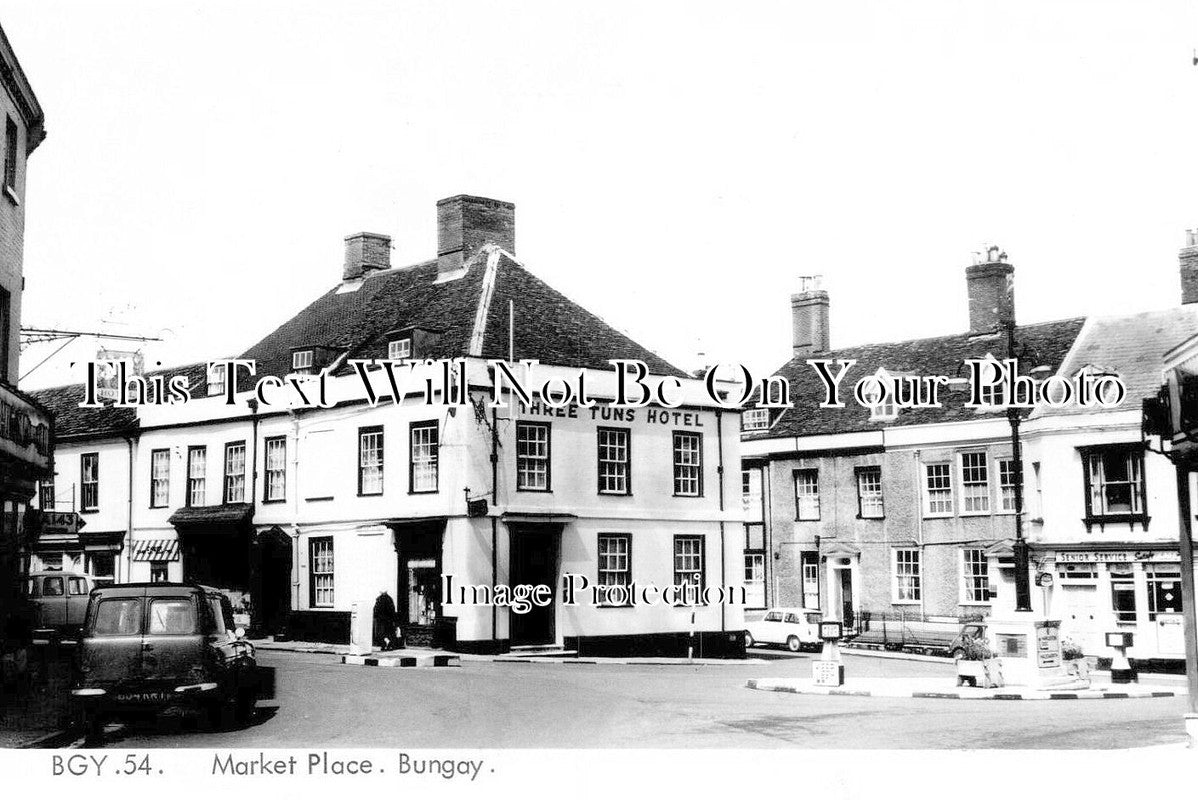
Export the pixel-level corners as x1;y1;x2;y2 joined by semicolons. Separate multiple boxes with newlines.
745;607;823;652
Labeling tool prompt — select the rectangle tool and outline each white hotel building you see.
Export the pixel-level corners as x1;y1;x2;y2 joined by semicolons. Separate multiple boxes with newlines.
29;195;746;656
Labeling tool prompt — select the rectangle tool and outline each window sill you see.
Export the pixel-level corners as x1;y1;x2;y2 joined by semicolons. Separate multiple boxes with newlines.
922;513;953;520
795;517;821;523
305;496;335;503
357;491;384;498
261;498;286;505
1082;514;1150;533
959;510;992;518
856;514;885;521
891;600;921;606
409;489;439;495
79;508;99;514
958;600;992;607
673;493;703;499
516;487;553;494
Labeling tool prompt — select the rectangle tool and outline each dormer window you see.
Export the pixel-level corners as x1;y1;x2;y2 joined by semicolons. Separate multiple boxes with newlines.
742;408;770;431
388;338;412;361
864;369;899;421
207;363;225;397
292;349;315;374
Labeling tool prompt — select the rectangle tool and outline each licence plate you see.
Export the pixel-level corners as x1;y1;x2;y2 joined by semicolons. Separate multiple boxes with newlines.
113;691;173;704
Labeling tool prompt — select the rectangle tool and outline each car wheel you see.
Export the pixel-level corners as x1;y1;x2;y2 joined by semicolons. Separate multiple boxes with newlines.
951;648;966;661
786;635;801;653
744;631;755;648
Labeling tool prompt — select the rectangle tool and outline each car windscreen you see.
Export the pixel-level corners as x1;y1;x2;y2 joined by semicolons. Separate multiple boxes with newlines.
805;613;822;624
147;598;197;635
92;598;143;635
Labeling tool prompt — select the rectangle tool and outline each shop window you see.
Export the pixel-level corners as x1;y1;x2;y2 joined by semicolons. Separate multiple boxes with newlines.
961;548;990;603
673;536;704;604
150;561;169;583
224;441;246;503
1057;563;1098;581
409;422;439;493
893;548;921;603
855;466;884;518
960;452;990;514
187;446;207;507
358;426;384;496
516;422;551;491
923;463;953;516
81;452;99;512
264;436;286;501
794;469;820;520
1110;569;1137;623
596;427;630;495
1147;564;1183;621
150;449;170;508
672;431;703;497
309;537;334;608
597;533;631;605
87;552;115;586
1081;445;1147;529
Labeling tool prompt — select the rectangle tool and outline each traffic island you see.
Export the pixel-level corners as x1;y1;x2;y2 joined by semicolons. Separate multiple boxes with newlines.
746;676;1185;700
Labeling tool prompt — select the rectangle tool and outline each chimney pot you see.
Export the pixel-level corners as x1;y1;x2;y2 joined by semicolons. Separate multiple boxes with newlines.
343;232;391;281
966;247;1015;333
436;194;515;273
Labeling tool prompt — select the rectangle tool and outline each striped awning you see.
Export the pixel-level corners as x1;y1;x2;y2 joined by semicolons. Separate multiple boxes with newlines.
132;538;180;562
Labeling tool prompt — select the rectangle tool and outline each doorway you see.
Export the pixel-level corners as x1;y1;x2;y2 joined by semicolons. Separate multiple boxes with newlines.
510;527;559;645
253;527;293;637
393;521;445;648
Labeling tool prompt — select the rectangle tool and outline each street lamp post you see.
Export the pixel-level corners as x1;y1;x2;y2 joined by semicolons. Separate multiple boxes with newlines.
1005;319;1034;613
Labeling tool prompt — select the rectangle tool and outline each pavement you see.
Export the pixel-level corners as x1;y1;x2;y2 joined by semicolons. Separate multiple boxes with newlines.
746;676;1186;700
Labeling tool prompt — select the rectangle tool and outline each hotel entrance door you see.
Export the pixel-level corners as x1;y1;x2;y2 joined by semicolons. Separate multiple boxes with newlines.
510;527;558;646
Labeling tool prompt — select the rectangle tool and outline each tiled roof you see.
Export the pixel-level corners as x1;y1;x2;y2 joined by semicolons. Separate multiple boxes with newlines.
243;248;684;379
28;362;207;439
748;317;1087;440
1030;305;1198;420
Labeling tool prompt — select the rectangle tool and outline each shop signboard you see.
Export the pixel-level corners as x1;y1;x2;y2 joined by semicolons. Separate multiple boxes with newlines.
1036;620;1062;669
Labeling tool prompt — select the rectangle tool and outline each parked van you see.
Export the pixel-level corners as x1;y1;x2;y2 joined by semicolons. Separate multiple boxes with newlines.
72;583;261;734
24;570;96;638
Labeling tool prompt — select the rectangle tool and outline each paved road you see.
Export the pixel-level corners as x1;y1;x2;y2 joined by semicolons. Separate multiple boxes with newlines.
88;649;1189;749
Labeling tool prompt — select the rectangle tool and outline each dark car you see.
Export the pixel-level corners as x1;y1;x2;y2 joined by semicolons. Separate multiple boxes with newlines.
71;583;260;733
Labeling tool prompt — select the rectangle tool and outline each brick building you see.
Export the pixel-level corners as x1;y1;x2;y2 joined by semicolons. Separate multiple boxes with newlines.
0;21;51;662
741;254;1083;627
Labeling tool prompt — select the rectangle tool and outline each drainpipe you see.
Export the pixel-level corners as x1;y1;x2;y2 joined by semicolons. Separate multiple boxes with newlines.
491;402;500;645
248;399;260;632
716;410;726;633
125;434;135;583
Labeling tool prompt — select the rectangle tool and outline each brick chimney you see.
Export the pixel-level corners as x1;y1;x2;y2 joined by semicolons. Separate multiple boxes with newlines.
437;195;515;273
791;276;830;358
966;245;1015;333
1180;230;1198;305
343;232;391;281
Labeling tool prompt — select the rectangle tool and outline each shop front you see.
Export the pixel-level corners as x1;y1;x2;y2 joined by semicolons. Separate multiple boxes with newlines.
1041;546;1186;662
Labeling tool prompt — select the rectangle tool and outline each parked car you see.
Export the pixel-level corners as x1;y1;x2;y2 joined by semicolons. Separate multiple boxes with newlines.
71;583;261;734
23;570;96;638
745;607;823;652
947;621;988;660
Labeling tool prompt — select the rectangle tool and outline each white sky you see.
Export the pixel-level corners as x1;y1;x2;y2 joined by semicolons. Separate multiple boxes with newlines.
5;0;1198;389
